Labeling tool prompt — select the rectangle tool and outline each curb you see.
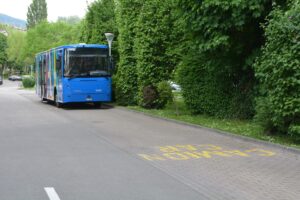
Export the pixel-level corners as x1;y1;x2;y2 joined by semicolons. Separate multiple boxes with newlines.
117;106;300;155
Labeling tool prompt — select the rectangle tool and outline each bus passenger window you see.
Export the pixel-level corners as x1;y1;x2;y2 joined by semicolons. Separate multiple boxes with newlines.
56;52;62;76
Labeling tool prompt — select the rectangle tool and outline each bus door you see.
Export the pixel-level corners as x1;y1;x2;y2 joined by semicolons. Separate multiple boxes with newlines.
55;50;63;100
37;56;43;98
41;55;47;99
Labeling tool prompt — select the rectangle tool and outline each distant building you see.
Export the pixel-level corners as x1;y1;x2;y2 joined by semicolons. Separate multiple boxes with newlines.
11;26;26;32
0;29;8;36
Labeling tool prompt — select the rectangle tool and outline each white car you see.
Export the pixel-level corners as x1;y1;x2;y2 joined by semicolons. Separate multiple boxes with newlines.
169;81;181;91
8;75;22;81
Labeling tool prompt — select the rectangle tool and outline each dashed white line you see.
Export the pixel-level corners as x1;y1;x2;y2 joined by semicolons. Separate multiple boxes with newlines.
44;187;61;200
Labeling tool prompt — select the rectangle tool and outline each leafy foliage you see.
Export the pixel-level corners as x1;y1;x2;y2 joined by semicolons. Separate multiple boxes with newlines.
81;0;117;45
254;2;300;136
0;32;7;72
141;85;159;109
113;0;142;105
156;81;174;108
176;0;275;118
254;97;276;133
6;29;26;70
141;81;174;109
57;16;81;25
134;0;176;107
22;75;35;88
21;21;80;64
27;0;48;29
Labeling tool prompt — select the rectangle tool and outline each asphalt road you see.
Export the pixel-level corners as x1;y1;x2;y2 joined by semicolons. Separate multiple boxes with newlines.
0;80;299;200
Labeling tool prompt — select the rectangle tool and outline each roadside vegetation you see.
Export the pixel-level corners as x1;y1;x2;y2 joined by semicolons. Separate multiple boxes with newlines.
0;0;299;145
22;75;35;88
128;92;300;149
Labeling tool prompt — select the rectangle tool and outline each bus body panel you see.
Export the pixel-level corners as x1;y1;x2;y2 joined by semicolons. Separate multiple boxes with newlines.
62;77;112;103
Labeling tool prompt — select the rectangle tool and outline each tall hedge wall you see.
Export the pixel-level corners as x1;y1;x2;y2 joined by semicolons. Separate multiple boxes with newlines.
113;0;142;105
134;0;176;107
254;1;300;136
176;0;274;118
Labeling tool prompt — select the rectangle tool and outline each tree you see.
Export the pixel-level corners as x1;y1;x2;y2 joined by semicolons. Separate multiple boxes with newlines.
57;16;81;25
21;21;80;64
6;29;26;70
27;0;48;29
254;1;300;137
81;0;117;44
0;33;7;73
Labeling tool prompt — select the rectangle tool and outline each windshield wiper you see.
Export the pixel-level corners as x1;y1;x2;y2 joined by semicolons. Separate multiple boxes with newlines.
89;70;110;77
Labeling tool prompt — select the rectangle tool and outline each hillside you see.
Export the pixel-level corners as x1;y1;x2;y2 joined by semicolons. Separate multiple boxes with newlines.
0;13;26;29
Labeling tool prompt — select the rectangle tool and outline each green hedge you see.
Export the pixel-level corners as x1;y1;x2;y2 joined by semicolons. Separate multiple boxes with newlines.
176;0;274;118
254;2;300;137
22;75;35;88
114;0;141;105
114;0;176;108
134;0;176;108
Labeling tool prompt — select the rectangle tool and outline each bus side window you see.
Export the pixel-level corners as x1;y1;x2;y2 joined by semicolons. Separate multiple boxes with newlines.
38;57;42;84
41;56;46;83
56;51;62;76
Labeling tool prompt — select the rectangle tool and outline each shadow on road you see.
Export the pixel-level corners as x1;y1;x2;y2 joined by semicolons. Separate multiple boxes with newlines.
43;101;114;110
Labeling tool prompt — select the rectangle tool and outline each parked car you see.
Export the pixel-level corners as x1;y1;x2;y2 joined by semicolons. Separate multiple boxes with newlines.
0;75;3;85
8;75;22;81
169;81;181;91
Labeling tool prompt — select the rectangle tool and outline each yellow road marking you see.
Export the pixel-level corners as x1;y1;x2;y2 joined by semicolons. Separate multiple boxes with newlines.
245;149;276;157
138;144;276;161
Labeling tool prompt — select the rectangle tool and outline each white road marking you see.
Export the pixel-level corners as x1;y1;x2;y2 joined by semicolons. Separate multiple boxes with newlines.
44;187;61;200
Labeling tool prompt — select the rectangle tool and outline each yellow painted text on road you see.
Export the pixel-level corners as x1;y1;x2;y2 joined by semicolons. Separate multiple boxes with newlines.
138;144;276;161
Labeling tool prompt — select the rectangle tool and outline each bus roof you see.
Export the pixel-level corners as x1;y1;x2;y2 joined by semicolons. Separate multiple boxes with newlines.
56;44;108;49
36;44;108;56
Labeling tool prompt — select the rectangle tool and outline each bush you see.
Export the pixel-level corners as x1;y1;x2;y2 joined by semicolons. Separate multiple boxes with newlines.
22;75;35;88
156;81;173;108
141;85;159;109
141;81;173;109
254;97;276;134
289;125;300;140
254;2;300;136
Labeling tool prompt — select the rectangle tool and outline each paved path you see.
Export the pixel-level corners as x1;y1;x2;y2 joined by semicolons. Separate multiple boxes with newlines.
0;80;299;200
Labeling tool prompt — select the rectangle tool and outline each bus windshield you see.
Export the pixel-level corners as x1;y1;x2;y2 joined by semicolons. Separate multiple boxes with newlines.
64;47;110;77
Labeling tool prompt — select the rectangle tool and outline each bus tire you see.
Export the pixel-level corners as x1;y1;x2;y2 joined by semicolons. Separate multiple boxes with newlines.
56;101;63;108
54;90;63;108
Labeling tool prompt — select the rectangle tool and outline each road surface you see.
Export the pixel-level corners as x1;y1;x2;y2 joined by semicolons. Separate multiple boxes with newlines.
0;80;299;200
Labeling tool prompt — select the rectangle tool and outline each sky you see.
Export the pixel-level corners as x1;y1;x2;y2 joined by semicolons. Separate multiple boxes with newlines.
0;0;96;21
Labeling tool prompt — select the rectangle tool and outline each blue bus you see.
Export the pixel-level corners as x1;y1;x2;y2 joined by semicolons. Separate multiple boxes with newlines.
36;44;113;107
